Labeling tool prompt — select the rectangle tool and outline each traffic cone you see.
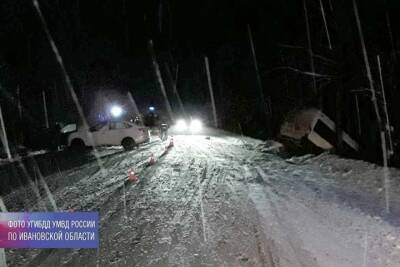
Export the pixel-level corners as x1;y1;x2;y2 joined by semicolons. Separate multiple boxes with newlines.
128;168;139;182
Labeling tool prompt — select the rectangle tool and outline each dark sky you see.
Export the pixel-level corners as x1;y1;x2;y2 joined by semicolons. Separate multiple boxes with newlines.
1;0;400;141
0;0;299;121
0;0;398;88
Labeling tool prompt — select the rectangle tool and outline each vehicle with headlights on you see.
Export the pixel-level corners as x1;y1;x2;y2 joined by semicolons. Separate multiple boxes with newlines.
68;121;150;151
171;119;203;134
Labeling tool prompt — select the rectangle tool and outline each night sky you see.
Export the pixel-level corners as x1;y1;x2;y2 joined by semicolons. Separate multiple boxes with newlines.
1;0;400;162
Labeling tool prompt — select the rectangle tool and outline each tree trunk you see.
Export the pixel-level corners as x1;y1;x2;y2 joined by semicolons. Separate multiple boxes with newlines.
336;85;344;154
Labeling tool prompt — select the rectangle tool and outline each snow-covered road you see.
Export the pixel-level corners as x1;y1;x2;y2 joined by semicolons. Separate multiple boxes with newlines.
3;132;400;266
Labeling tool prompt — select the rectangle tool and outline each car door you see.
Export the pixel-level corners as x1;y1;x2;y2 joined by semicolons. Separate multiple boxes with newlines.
84;122;108;146
91;123;109;146
108;121;133;145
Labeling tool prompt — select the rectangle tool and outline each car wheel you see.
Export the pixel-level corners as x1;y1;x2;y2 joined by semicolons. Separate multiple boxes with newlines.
122;137;136;151
70;138;85;151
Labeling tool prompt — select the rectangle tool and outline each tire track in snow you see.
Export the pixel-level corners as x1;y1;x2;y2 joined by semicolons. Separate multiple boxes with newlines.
252;166;319;267
214;163;275;267
158;138;211;264
94;137;209;266
191;136;276;266
197;165;208;243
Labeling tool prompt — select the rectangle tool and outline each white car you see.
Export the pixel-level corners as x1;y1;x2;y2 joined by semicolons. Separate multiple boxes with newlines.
68;121;150;150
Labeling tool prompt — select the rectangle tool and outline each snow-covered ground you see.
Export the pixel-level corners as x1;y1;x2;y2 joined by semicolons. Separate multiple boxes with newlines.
2;131;400;266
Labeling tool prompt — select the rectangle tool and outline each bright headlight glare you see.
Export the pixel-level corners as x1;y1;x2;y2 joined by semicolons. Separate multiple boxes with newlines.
174;119;188;131
190;119;203;132
110;105;123;118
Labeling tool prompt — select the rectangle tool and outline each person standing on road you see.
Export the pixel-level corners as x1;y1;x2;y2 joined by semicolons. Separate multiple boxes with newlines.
160;123;168;141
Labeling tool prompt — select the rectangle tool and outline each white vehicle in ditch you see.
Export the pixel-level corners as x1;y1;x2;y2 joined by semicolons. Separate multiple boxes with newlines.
68;121;150;150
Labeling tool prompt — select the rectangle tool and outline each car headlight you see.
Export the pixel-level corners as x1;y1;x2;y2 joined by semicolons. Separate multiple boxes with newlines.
174;119;188;131
190;119;203;133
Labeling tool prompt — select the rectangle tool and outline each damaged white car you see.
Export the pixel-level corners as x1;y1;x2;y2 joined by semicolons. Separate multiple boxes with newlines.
68;121;150;151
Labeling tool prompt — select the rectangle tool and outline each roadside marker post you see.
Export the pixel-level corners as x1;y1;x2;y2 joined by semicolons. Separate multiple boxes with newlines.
167;137;174;149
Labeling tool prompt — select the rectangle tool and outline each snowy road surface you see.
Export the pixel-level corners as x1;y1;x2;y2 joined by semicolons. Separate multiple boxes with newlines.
2;132;400;266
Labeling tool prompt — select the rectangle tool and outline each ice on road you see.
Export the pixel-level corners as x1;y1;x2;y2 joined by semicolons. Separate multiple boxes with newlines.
3;132;400;267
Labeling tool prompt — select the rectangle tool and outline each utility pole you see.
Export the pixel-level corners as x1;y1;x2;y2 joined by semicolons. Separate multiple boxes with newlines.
204;57;218;128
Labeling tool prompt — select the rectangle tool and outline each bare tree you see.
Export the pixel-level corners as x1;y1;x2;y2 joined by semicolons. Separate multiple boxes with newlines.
303;0;317;94
353;0;390;214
